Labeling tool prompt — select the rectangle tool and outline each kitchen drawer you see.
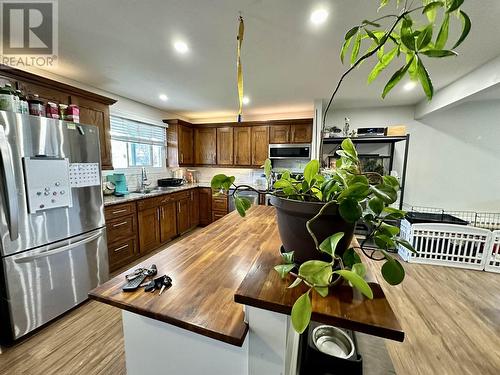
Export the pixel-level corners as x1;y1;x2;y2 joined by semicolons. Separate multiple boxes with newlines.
105;202;136;221
212;195;228;212
137;196;162;211
107;214;137;243
157;193;178;205
212;211;227;222
173;190;191;200
108;237;137;271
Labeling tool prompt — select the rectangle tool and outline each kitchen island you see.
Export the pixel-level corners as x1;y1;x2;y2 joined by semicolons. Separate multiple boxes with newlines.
89;206;403;375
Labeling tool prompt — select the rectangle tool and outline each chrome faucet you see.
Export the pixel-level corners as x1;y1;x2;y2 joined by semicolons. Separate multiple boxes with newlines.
140;167;151;193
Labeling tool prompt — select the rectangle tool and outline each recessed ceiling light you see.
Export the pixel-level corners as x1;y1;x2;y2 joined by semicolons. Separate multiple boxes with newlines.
310;9;329;25
404;81;417;91
174;41;189;54
159;94;168;101
242;96;250;105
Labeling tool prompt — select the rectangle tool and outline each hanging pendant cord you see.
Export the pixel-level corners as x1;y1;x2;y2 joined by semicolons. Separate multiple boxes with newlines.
236;15;244;122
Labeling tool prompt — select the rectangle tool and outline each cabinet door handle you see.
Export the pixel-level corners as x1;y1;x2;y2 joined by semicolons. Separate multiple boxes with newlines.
177;202;181;213
112;209;127;215
180;152;184;163
112;221;128;228
114;244;129;253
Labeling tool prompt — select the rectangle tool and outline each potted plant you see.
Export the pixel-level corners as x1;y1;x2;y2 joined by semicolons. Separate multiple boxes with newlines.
212;0;471;333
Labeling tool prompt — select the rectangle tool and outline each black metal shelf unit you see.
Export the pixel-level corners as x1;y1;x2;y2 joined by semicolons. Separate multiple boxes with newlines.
322;135;410;209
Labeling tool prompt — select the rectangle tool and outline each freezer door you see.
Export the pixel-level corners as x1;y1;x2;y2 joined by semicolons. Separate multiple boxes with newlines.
0;228;108;340
0;112;105;256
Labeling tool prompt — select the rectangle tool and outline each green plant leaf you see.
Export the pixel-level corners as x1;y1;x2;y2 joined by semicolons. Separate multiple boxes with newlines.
367;46;399;84
281;251;294;264
400;17;416;51
314;286;329;297
447;0;464;13
274;179;292;189
374;234;396;249
381;257;405;285
291;291;312;334
334;270;373;299
343;248;362;268
351;32;362;65
452;11;471;49
378;0;389;11
304;160;320;185
417;59;434;100
435;13;450;49
263;159;272;180
352;263;366;278
234;196;246;217
422;1;444;18
274;264;295;279
395;238;417;253
417;24;433;50
379;222;400;236
341;138;357;159
338;182;370;201
382;175;400;190
319;232;345;257
344;26;360;41
211;174;229;189
340;37;353;64
383;206;406;220
382;56;414;98
362;19;381;27
299;260;332;286
371;184;398;204
421;49;458;57
364;28;379;43
368;197;384;215
339;198;363;223
288;277;302;289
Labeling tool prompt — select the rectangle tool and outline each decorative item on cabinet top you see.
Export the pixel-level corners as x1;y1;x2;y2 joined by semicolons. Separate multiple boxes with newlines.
163;118;312;168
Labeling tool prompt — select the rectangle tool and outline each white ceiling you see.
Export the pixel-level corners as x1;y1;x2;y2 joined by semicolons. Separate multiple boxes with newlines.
48;0;500;120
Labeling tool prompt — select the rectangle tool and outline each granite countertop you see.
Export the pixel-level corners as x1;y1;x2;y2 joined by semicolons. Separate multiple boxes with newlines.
103;183;202;206
103;182;268;206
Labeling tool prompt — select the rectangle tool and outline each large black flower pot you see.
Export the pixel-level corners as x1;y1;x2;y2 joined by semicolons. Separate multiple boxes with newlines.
270;196;355;264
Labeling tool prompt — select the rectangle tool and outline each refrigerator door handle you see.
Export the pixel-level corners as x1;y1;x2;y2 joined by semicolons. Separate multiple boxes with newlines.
14;231;102;263
0;126;19;241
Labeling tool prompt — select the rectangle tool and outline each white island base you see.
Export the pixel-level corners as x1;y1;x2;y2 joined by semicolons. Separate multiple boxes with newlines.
122;305;300;375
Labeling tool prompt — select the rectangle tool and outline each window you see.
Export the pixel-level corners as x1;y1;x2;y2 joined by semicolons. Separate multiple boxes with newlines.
110;116;167;169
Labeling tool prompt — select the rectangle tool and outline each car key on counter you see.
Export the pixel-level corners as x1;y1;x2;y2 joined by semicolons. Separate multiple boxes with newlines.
122;264;157;292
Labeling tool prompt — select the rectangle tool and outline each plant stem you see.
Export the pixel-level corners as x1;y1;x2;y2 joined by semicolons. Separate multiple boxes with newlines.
305;200;338;251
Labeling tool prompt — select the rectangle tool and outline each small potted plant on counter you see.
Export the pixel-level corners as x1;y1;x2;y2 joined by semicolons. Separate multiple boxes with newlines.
212;0;471;333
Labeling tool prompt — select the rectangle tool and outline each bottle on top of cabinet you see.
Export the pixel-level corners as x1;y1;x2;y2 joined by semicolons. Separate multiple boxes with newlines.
0;83;16;112
15;90;29;114
28;94;46;117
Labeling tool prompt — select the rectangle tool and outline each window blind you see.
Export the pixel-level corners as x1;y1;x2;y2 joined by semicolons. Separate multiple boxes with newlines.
110;116;166;146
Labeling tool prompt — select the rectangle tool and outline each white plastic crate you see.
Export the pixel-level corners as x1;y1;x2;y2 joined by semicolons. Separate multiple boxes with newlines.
397;221;491;270
485;231;500;273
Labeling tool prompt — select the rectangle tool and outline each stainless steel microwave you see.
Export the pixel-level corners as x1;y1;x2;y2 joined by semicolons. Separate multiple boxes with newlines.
268;144;311;160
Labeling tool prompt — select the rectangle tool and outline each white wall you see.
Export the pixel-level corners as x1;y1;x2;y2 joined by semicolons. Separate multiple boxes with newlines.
324;103;500;212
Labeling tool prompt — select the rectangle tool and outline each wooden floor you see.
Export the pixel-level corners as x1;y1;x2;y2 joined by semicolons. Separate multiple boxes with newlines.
1;234;499;374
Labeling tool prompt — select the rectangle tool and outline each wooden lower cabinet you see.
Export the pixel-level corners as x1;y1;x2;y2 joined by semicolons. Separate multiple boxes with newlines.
190;189;200;227
138;207;161;254
177;198;191;234
212;194;229;222
160;202;177;243
199;188;212;226
105;202;138;272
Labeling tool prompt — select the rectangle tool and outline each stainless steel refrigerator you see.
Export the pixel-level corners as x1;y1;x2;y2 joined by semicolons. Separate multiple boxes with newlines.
0;111;108;343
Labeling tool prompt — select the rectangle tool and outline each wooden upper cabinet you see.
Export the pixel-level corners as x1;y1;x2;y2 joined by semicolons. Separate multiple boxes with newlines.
179;125;194;165
166;120;193;167
194;127;217;165
251;126;269;166
269;125;290;144
234;127;252;166
216;127;234;165
291;124;312;143
71;96;113;169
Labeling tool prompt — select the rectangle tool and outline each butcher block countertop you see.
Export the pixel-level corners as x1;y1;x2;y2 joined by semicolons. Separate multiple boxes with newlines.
89;206;404;346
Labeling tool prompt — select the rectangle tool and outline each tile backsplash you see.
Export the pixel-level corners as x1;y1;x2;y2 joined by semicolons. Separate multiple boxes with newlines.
102;169;172;192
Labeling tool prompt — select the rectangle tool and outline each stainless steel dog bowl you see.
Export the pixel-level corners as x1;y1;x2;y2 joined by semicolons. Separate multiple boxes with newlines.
312;325;355;359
